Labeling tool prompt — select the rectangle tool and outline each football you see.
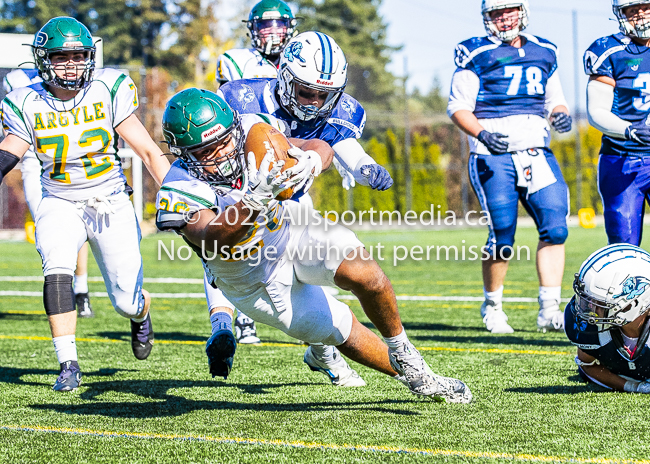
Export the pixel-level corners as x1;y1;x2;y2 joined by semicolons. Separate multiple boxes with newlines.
244;122;297;201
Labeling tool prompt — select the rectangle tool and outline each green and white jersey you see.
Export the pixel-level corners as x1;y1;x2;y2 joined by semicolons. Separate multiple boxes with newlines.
216;48;278;84
156;113;290;288
0;68;138;201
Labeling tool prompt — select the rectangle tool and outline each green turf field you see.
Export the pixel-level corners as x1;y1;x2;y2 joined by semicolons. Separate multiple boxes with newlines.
1;225;649;463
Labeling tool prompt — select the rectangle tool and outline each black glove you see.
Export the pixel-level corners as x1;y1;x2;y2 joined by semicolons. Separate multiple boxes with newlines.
477;130;509;155
625;121;650;146
550;112;572;133
0;149;20;185
360;164;393;191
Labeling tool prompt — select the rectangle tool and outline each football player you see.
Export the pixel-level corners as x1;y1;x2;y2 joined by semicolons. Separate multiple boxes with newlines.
0;17;170;391
3;68;94;318
216;0;296;85
566;244;650;393
214;31;393;382
156;88;472;403
448;0;572;334
585;1;650;246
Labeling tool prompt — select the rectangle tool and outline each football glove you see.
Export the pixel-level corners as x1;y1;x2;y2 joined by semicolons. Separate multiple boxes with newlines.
550;112;572;133
242;152;297;211
477;130;509;155
360;164;393;191
285;146;323;194
624;380;650;393
625;122;650;146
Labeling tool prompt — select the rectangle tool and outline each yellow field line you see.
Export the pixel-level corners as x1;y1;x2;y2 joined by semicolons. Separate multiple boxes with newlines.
0;334;571;356
0;424;643;463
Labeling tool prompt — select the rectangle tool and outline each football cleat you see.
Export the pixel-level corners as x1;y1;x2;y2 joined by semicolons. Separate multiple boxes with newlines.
206;329;237;379
537;299;564;333
303;345;366;387
53;360;82;392
389;342;472;403
481;300;514;334
75;292;95;318
235;313;261;344
130;313;154;360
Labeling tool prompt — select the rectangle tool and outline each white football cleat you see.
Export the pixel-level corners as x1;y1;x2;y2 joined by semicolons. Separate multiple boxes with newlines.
388;342;472;403
481;300;514;334
304;345;366;387
537;299;564;333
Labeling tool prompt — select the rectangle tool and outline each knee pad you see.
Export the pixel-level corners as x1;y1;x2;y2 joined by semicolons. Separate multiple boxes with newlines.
43;274;75;316
540;225;568;245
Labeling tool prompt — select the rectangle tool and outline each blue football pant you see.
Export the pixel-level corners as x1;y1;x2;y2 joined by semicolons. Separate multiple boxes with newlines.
468;148;569;257
598;154;650;246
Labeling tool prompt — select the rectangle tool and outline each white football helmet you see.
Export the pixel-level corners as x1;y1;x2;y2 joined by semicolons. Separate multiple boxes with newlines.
613;0;650;39
277;31;347;123
573;244;650;330
481;0;530;42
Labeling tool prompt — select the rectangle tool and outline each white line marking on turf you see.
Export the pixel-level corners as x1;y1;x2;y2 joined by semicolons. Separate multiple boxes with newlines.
0;276;204;284
0;425;645;463
0;290;570;303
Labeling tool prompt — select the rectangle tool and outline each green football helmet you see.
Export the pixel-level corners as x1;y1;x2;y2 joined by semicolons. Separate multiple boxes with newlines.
162;88;245;187
246;0;297;57
32;17;96;91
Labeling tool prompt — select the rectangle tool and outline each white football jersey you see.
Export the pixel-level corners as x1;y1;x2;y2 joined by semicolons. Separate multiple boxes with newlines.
156;113;291;288
216;48;278;84
1;68;138;201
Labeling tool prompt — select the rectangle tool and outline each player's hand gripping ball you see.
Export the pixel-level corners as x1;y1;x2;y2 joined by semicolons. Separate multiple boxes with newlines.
244;123;297;200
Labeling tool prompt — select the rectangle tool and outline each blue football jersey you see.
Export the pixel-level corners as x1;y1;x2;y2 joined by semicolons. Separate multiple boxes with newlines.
454;34;558;119
218;77;366;146
584;33;650;156
565;298;650;381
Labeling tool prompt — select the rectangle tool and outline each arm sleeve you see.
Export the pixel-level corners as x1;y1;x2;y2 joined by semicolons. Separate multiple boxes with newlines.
332;138;377;187
544;72;570;116
113;75;139;127
447;69;479;117
1;96;32;144
587;79;630;139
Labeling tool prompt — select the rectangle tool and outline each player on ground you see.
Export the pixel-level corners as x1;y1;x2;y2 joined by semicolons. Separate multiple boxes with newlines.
216;0;296;85
448;0;572;334
0;17;170;391
3;68;94;318
585;1;650;246
156;88;472;403
566;244;650;393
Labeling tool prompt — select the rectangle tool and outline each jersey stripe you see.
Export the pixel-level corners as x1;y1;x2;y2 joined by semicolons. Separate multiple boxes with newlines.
256;113;271;125
578;244;646;279
315;32;333;79
590;45;626;74
224;53;244;78
110;74;128;104
160;186;215;208
1;97;29;137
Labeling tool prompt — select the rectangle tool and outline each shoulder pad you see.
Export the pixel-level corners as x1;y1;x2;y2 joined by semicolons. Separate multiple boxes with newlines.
521;34;558;54
584;34;629;75
564;299;603;349
93;68;130;88
158;160;217;213
454;36;501;69
328;94;366;138
222;48;258;62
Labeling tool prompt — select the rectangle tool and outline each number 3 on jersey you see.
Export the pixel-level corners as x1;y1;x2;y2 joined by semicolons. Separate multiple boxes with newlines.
504;66;544;96
36;128;114;183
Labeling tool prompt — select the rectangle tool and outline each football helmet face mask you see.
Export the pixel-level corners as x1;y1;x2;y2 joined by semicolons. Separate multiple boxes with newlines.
246;0;297;57
481;0;530;42
573;244;650;330
613;0;650;39
33;17;96;91
162;88;245;188
277;31;348;124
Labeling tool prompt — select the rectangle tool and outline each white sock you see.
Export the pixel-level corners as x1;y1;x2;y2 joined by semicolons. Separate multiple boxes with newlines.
484;286;504;305
384;327;409;349
53;335;77;364
73;273;88;294
539;286;562;306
